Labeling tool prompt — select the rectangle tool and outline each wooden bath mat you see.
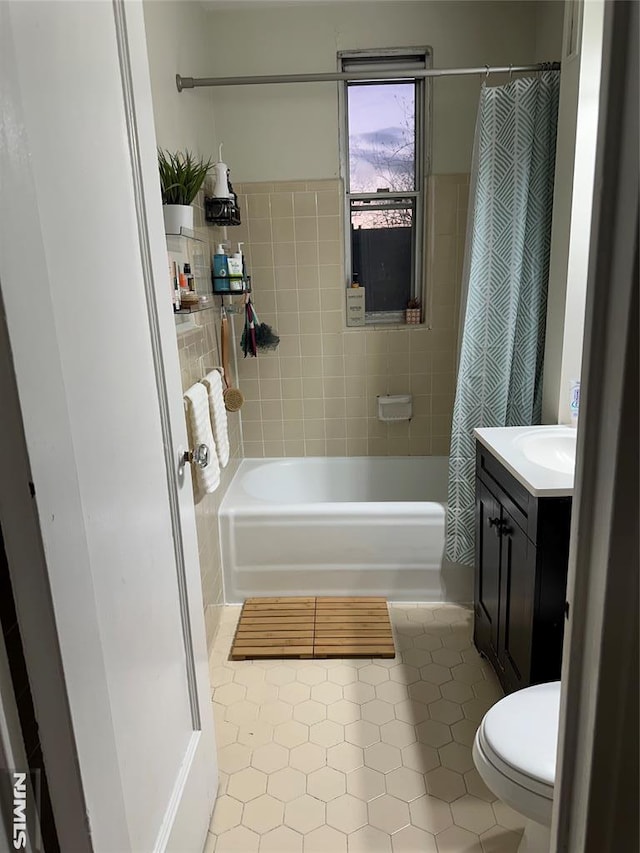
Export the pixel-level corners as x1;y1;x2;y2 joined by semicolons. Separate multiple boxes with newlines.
230;597;395;660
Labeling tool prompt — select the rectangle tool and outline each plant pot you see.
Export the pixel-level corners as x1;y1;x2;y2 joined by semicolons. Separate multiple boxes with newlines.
163;204;193;235
405;308;421;325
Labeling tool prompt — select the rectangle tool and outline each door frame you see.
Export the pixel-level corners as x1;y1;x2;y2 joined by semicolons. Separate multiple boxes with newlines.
551;0;638;849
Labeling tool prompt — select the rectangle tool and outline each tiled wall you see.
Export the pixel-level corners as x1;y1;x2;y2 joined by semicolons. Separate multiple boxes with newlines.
232;175;469;457
175;187;244;650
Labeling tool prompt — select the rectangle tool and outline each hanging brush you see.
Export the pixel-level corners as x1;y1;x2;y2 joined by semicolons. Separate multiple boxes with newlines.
240;298;280;355
240;299;280;358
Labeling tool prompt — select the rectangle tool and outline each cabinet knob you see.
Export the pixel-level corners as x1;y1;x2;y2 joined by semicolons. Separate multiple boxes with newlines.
488;517;501;533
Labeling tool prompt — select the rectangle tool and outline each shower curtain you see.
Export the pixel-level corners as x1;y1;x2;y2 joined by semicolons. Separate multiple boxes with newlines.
446;71;560;565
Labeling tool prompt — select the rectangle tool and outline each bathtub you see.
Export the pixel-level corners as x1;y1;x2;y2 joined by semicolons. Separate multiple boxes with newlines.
218;457;471;603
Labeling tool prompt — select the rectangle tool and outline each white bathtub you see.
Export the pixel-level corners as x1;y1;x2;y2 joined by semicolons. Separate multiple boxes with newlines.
219;456;471;603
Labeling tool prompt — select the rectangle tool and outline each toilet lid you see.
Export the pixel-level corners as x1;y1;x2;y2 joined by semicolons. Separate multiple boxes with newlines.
481;681;561;788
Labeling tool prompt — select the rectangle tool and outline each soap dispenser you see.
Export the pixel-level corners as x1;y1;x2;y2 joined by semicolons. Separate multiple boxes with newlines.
213;244;230;292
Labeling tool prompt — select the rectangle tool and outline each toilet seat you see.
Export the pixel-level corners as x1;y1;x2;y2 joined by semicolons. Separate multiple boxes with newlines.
473;682;561;827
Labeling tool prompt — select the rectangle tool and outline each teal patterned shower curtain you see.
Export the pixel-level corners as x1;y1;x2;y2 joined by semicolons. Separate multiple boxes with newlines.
446;71;560;565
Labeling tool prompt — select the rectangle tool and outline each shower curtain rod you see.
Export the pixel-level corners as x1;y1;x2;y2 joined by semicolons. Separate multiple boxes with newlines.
175;62;560;91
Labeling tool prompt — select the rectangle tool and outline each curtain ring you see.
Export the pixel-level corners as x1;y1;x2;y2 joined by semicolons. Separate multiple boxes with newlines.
508;64;513;82
485;65;490;80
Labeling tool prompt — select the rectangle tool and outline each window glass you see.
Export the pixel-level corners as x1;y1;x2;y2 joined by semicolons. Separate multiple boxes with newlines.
347;82;416;193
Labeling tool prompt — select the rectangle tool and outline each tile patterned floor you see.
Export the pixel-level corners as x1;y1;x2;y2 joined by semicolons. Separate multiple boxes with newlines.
204;604;526;852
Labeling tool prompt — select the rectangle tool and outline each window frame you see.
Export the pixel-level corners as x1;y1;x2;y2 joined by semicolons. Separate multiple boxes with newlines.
338;47;432;325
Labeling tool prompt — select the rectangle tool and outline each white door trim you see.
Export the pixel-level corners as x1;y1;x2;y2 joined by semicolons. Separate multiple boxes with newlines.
551;0;639;849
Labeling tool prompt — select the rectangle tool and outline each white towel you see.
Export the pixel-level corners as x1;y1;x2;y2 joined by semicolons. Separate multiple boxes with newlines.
183;383;220;494
201;369;230;468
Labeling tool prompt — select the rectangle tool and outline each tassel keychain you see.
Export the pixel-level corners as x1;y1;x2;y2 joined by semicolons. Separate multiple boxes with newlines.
240;298;280;355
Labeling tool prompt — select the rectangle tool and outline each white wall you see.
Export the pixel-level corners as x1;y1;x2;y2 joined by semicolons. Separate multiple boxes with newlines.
542;0;605;424
143;0;217;156
200;1;542;181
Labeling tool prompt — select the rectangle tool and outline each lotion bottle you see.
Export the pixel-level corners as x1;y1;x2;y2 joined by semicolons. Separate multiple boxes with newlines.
213;244;230;292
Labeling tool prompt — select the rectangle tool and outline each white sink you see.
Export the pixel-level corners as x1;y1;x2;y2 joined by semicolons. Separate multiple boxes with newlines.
514;428;577;474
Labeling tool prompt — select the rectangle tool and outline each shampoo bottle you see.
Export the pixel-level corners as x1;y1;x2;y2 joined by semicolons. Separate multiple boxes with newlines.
213;244;230;292
228;242;244;291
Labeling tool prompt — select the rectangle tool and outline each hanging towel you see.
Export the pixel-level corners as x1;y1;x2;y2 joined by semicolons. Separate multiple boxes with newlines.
183;383;220;494
201;369;230;468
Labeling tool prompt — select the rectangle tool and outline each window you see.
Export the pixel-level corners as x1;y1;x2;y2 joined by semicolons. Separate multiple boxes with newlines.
339;48;431;324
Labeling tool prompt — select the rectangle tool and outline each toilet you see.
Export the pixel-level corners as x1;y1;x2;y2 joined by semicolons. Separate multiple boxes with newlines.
472;681;561;852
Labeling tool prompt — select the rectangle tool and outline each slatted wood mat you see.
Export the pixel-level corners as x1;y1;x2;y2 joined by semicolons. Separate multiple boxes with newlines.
230;597;395;660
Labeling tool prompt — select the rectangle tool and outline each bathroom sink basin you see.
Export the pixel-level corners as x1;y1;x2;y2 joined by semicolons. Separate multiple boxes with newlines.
514;428;577;474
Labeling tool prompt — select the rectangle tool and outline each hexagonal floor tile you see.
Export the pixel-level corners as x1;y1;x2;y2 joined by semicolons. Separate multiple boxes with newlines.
451;794;497;834
428;699;464;725
224;699;260;726
368;794;410;834
452;663;485;685
394;698;431;725
251;742;289;774
413;633;443;651
346;766;386;802
353;662;385;683
227;767;267;803
327;699;361;724
390;824;437;853
258;702;293;726
425;766;466;803
343;681;376;704
307;766;346;802
408;795;453;834
364;742;402;773
218;742;251;774
216;720;239;748
415;719;452;749
401;648;433;669
242;794;284;833
479;824;524;853
492;800;526;832
326;793;368;833
297;666;328;686
236;721;275;749
327;742;364;773
464;768;497;803
431;648;463;668
401;742;440;774
214;682;246;706
309;719;344;747
214;825;259;853
375;681;409;705
326;665;358;686
434;824;483;852
473;678;504;704
348;825;392;853
440;680;475;704
380;720;416;749
274;720;309;749
451;718;478;748
420;663;452;686
388;664;421;685
362;699;395;726
345;720;381;748
293;699;327;726
303;825;348;853
289;742;326;774
267;767;307;803
311;681;343;704
386;767;426;802
284;794;325;833
209;794;242;834
259;825;303;852
278;682;311;705
439;741;475;774
463;697;494;723
408;681;441;706
265;665;297;686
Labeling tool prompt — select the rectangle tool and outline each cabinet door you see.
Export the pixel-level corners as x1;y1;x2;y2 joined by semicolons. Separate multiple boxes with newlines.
498;512;535;693
474;480;502;667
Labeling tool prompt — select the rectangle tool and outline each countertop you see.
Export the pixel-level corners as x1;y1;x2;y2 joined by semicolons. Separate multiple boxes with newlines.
474;425;575;497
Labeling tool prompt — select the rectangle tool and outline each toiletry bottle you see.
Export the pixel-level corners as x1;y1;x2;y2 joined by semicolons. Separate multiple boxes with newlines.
569;379;580;426
172;261;181;310
213;244;230;292
228;242;244;291
179;265;189;292
184;262;195;292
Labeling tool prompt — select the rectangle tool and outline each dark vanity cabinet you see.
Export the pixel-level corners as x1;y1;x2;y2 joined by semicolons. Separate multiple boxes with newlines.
474;443;572;694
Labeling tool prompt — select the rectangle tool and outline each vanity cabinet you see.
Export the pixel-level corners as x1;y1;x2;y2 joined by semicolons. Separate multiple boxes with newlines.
474;443;572;694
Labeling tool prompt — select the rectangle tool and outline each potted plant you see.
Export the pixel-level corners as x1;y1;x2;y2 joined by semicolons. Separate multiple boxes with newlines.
406;297;421;325
158;149;213;234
